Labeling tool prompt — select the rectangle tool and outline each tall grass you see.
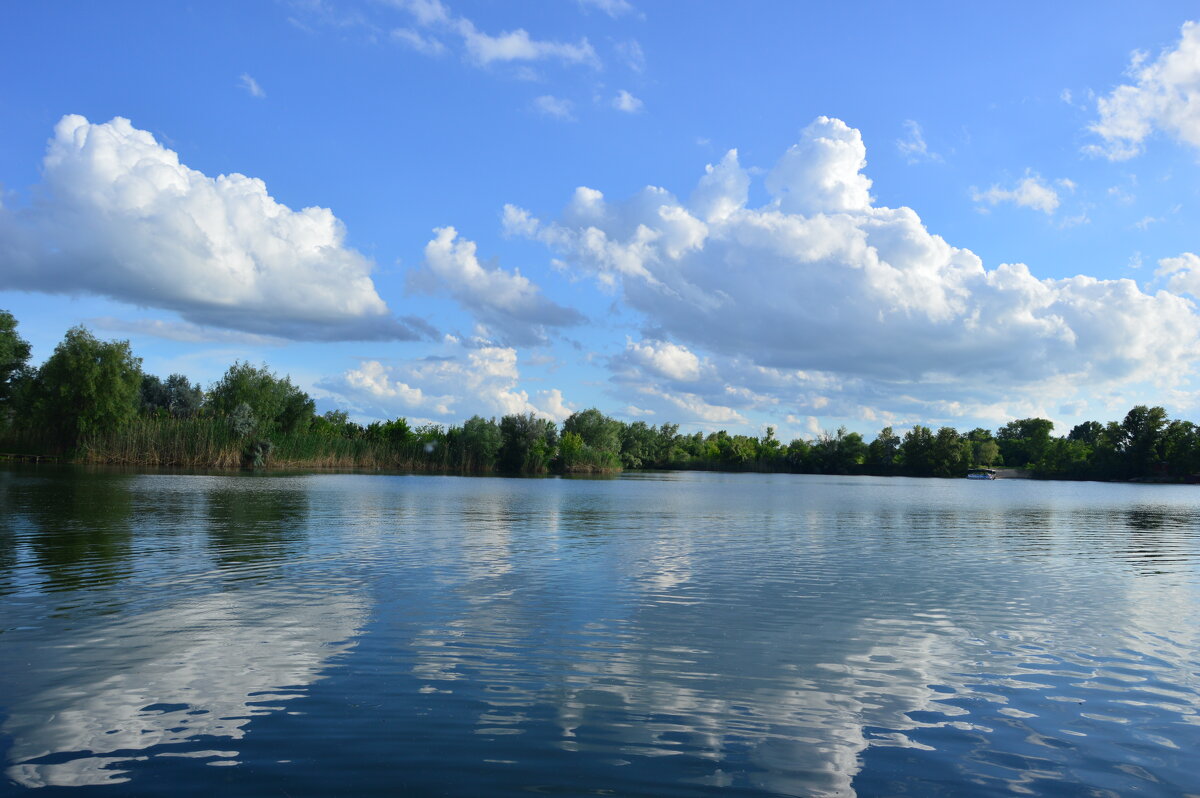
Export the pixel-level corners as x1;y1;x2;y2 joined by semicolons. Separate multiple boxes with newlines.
58;416;477;471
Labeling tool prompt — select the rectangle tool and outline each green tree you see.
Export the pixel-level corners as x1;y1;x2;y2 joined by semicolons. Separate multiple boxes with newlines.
458;415;502;471
140;374;172;414
498;413;558;473
866;426;900;473
900;425;935;476
164;373;204;418
1067;421;1103;448
1115;405;1168;478
562;409;622;455
206;361;315;435
930;426;967;477
785;438;812;471
0;310;32;406
996;418;1054;468
1161;419;1199;477
620;421;657;468
30;326;142;442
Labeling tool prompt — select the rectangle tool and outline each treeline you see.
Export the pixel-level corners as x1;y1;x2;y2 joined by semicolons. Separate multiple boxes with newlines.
1;313;1198;480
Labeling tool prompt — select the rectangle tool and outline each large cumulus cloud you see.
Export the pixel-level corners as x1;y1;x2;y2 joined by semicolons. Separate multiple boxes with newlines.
0;115;427;341
505;116;1200;423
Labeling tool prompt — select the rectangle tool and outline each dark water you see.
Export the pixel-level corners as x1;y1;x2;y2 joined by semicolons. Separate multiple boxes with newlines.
1;467;1198;796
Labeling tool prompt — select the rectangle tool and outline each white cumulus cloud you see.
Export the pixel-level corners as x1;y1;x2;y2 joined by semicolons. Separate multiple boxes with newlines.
0;115;426;341
1089;20;1200;159
408;226;584;345
322;342;572;422
622;337;703;382
504;116;1200;423
1156;252;1200;296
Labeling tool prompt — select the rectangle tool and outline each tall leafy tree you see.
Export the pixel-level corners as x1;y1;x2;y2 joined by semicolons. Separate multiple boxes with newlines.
996;418;1054;467
31;326;142;442
866;426;901;473
562;409;622;455
498;413;558;473
1116;405;1168;478
206;361;314;435
901;425;935;476
164;374;204;418
930;426;967;477
0;310;31;406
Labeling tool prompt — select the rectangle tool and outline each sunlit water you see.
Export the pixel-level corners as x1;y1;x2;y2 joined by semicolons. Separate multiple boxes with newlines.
1;466;1198;796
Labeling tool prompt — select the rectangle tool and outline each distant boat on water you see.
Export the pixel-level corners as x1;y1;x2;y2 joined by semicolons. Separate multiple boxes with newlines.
966;468;997;480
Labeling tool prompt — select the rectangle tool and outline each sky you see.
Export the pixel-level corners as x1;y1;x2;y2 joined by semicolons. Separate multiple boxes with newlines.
3;1;1200;441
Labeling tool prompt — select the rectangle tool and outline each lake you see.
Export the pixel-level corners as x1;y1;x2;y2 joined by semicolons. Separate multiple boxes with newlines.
1;466;1198;796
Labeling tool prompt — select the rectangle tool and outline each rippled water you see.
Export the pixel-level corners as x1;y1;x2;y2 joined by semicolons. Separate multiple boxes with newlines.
1;466;1198;796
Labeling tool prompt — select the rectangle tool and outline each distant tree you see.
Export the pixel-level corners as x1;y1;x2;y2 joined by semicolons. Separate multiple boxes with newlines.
996;418;1054;467
140;374;172;414
975;439;1001;466
811;426;866;474
1115;405;1168;478
206;361;314;435
866;426;901;473
785;437;812;471
0;310;32;407
30;326;142;442
620;421;657;468
1161;419;1199;477
498;413;558;473
456;415;502;471
930;426;967;477
164;374;204;418
1032;437;1092;478
562;409;622;455
1067;421;1103;448
900;425;935;476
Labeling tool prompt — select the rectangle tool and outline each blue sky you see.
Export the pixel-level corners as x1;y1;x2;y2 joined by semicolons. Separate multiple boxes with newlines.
3;1;1200;439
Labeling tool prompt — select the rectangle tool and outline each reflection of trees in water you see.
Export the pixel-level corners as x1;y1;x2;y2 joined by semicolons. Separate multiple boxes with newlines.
204;477;310;568
3;468;135;593
1;472;366;789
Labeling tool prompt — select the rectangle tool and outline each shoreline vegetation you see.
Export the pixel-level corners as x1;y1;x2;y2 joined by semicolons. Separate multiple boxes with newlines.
3;312;1200;483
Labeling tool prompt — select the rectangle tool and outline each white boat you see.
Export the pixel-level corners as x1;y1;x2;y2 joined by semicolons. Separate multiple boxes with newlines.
966;468;997;480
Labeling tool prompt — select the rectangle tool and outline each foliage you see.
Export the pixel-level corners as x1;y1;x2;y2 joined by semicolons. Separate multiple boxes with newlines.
27;326;142;444
0;310;32;407
206;361;314;434
498;413;558;473
5;312;1200;482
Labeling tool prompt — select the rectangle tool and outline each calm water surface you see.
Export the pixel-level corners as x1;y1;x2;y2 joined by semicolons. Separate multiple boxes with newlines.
1;466;1198;796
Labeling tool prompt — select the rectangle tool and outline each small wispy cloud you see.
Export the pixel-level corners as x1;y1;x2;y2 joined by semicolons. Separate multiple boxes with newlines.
391;0;599;69
615;39;645;72
612;89;643;113
533;94;575;121
577;0;636;18
971;171;1060;215
391;27;446;55
896;120;940;163
239;73;266;98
